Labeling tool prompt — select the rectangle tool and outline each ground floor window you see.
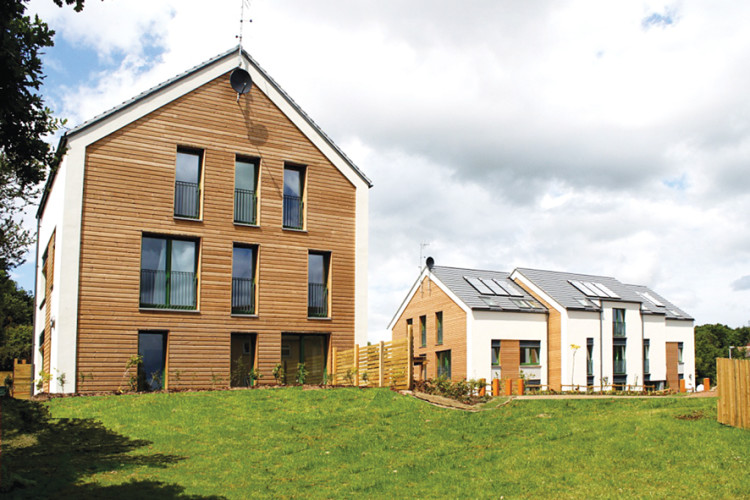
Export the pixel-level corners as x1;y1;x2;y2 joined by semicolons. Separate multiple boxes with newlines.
280;333;328;384
138;331;167;391
587;338;594;387
230;333;256;387
491;340;500;366
437;350;451;379
520;340;540;366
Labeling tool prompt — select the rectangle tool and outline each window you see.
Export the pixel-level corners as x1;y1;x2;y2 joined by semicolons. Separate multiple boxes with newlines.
586;338;594;376
232;245;257;314
234;156;259;224
420;315;427;347
406;318;413;337
138;331;167;391
491;340;501;366
231;333;256;387
678;342;684;364
174;148;202;219
520;340;540;366
613;308;626;337
39;250;48;305
140;235;198;309
436;312;443;345
643;339;650;374
437;350;451;378
283;164;305;229
308;252;329;318
613;338;627;375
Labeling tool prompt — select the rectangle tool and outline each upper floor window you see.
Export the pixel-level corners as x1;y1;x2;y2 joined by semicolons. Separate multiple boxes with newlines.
174;148;203;219
436;311;443;345
235;156;259;225
308;252;329;318
232;245;257;315
613;308;626;337
283;164;305;229
587;338;594;376
643;339;650;374
613;339;627;375
140;235;198;310
419;315;427;347
520;340;540;366
678;342;684;364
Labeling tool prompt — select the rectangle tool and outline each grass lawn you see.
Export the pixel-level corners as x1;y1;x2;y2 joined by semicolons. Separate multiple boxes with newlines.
2;388;749;498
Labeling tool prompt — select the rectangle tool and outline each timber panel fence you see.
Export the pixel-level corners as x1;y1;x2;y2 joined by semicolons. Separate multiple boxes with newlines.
717;357;750;430
332;337;413;390
12;359;32;400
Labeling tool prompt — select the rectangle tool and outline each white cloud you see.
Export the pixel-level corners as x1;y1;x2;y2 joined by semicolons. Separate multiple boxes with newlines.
18;0;750;336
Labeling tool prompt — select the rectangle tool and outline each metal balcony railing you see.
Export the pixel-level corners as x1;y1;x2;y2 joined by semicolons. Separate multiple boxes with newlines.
174;181;200;219
234;188;257;224
283;195;304;229
232;278;255;314
308;283;328;318
614;359;627;375
140;269;196;309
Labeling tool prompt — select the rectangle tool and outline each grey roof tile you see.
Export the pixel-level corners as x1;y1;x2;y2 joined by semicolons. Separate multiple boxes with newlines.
624;283;693;320
430;266;547;313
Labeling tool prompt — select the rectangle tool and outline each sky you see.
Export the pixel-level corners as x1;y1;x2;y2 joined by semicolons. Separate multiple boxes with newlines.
15;0;750;341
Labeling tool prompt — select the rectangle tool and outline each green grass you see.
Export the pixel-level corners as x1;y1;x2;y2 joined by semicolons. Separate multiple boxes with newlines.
2;389;749;499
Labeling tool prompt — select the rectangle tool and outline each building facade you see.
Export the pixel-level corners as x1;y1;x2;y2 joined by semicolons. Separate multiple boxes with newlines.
390;262;695;391
33;48;371;394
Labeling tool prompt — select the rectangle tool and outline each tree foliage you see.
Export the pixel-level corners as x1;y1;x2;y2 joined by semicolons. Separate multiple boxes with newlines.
694;323;750;383
0;270;34;369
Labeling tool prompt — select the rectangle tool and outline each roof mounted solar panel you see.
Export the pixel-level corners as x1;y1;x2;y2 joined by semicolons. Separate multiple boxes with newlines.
494;279;524;297
465;276;494;295
584;282;612;298
593;282;620;299
482;278;509;296
569;280;597;297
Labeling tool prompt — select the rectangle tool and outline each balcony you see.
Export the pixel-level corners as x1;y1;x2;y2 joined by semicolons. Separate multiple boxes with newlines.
644;358;650;374
140;269;196;309
234;188;257;225
308;283;328;318
613;322;626;337
283;195;304;229
174;181;200;219
613;359;626;375
232;278;255;315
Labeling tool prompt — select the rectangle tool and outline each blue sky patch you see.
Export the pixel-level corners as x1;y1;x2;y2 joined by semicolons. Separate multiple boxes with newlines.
642;9;676;30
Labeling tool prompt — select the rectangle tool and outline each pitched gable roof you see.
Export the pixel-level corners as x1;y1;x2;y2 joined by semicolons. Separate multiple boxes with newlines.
38;46;372;217
625;283;693;320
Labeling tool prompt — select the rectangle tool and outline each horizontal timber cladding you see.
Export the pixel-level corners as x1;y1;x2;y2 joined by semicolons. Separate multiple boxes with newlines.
75;71;357;392
665;342;679;390
391;277;467;381
513;280;560;391
499;340;520;380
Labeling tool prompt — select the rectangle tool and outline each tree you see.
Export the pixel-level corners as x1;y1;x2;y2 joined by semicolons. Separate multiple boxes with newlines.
694;323;750;383
0;270;34;369
0;0;85;271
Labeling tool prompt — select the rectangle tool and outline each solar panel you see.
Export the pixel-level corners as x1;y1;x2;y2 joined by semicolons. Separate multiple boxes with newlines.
495;279;524;297
593;282;620;299
481;278;509;296
465;276;494;295
584;282;612;298
569;280;597;297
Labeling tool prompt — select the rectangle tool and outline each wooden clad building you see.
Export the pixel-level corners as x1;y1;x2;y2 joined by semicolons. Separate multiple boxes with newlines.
33;48;371;394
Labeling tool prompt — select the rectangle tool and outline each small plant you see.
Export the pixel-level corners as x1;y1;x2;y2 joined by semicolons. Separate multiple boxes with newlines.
4;374;13;391
361;371;369;385
119;354;142;392
249;368;262;386
295;363;308;385
210;370;224;389
36;369;52;391
56;371;66;392
344;367;357;386
322;369;329;386
231;358;252;387
173;369;183;388
272;363;285;385
150;370;163;390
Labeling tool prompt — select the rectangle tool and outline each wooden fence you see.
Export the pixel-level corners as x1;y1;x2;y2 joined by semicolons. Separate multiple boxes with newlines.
332;335;413;390
717;357;750;430
12;359;32;400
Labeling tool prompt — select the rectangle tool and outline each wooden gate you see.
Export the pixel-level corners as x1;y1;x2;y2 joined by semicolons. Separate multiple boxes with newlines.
332;335;413;390
717;358;750;430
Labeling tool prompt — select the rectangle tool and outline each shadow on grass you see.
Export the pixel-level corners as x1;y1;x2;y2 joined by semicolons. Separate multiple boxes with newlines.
1;398;223;499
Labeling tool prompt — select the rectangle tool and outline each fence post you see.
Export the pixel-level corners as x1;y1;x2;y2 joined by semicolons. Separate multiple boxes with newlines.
703;377;710;391
679;379;686;393
492;378;500;397
406;325;414;390
354;344;360;387
378;341;385;387
478;378;486;397
518;379;525;396
504;378;513;396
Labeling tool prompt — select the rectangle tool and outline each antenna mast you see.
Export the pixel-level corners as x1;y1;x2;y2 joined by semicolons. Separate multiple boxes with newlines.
237;0;252;62
419;242;430;269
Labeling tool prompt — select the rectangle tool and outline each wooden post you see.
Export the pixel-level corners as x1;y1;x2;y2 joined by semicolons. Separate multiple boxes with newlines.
679;378;686;393
492;378;500;397
406;325;414;390
354;344;360;387
703;377;710;391
504;378;513;396
518;379;525;396
378;341;385;387
478;378;486;397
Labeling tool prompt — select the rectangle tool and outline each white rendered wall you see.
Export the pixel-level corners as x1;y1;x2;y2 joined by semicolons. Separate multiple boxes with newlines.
597;302;643;388
468;310;548;384
642;314;667;382
565;310;601;388
666;319;696;390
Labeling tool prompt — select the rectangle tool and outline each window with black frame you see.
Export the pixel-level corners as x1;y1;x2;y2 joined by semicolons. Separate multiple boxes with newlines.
232;245;257;314
174;148;202;219
140;235;198;310
308;252;329;318
234;156;258;225
283;165;305;229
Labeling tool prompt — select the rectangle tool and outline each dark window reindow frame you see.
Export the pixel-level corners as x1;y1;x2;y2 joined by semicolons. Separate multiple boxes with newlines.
520;340;541;366
234;156;259;225
436;311;443;345
437;350;452;379
138;331;167;391
232;245;257;315
613;308;626;337
283;164;305;229
140;235;198;310
419;315;427;347
174;148;203;219
491;339;501;366
308;252;330;318
586;337;594;386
